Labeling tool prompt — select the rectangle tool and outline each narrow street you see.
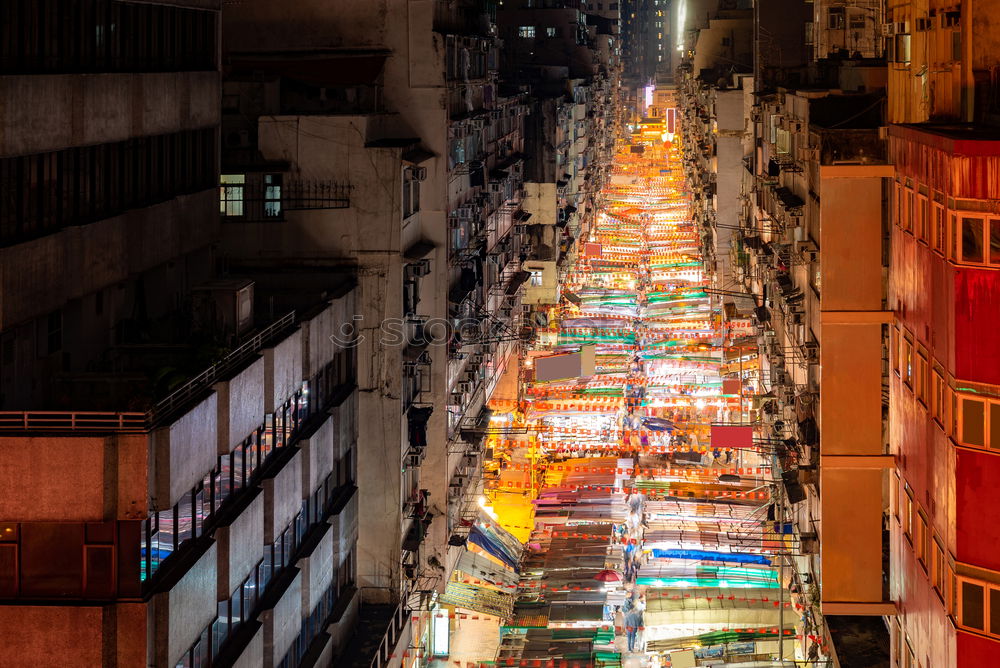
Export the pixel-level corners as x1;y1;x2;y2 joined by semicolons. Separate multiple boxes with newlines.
450;118;823;666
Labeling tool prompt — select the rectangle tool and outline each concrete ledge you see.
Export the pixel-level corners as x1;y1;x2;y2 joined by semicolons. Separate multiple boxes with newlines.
820;310;894;324
821;455;895;469
822;601;898;616
820;164;895;179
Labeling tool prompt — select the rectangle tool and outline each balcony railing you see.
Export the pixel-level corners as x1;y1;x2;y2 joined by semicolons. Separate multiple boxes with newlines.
0;311;299;433
0;411;146;431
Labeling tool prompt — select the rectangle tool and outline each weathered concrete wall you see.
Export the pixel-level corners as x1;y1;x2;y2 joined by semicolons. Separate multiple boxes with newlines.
265;449;303;541
215;356;266;454
265;329;303;415
0;72;219;157
153;393;219;509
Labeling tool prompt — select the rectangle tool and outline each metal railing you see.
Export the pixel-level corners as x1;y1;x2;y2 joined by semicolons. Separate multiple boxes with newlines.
0;311;298;433
369;592;411;668
0;411;147;432
149;311;297;425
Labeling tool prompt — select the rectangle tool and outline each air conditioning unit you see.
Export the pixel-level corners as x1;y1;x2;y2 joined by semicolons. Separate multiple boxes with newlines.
450;391;465;404
413;167;428;181
224;129;251;149
881;22;895;36
412;259;432;277
801;341;819;364
795;239;819;261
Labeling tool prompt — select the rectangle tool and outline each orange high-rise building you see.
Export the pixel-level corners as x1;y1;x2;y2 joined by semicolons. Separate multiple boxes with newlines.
887;1;1000;665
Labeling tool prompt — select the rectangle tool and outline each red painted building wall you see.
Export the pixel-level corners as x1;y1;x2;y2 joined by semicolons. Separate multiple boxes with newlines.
890;126;1000;665
953;268;1000;386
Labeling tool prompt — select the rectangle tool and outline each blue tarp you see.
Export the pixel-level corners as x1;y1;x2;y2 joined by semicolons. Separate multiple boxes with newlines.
651;548;772;565
468;525;520;572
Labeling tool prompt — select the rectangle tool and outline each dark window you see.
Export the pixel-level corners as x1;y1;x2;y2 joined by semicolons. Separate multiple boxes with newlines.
1;128;217;246
0;0;217;74
963;581;985;630
989;218;1000;264
20;523;85;597
962;217;985;263
828;7;846;30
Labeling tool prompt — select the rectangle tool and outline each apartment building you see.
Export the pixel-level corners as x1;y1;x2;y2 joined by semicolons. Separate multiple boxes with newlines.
219;0;541;663
0;3;365;667
0;0;220;410
498;1;621;310
0;285;361;668
680;5;896;664
886;1;1000;665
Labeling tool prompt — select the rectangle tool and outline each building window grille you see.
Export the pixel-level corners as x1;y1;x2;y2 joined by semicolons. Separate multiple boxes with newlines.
263;174;282;218
220;174;246;217
518;26;536;38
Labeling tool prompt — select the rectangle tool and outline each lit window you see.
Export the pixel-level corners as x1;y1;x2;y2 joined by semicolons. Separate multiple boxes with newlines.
546;27;557;37
529;270;544;286
220;174;245;217
518;26;536;38
264;174;282;218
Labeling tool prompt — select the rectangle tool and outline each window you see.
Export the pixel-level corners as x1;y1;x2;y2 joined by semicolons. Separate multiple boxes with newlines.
895;183;904;228
902;337;912;386
916;353;927;404
529;270;544;287
990;218;1000;264
220;174;246;217
0;0;217;75
961;216;985;263
849;13;866;30
961;397;985;447
914;511;927;565
916;195;929;242
889;327;901;375
264;174;282;218
895;33;912;63
546;27;557;37
903;488;913;539
1;127;217;245
828;7;845;29
907;190;915;233
933;540;946;596
961;580;985;631
933;203;946;253
518;26;536;38
402;168;421;219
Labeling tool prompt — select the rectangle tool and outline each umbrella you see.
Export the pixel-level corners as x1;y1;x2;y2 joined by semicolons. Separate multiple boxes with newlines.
594;569;622;582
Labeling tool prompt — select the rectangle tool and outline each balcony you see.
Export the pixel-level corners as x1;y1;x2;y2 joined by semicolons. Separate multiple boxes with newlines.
221;176;351;223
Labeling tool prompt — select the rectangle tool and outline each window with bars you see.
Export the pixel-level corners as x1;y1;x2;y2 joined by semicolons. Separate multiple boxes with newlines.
0;0;217;74
0;127;217;245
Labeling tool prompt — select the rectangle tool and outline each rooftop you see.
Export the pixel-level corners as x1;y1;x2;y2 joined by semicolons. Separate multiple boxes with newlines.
890;123;1000;156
